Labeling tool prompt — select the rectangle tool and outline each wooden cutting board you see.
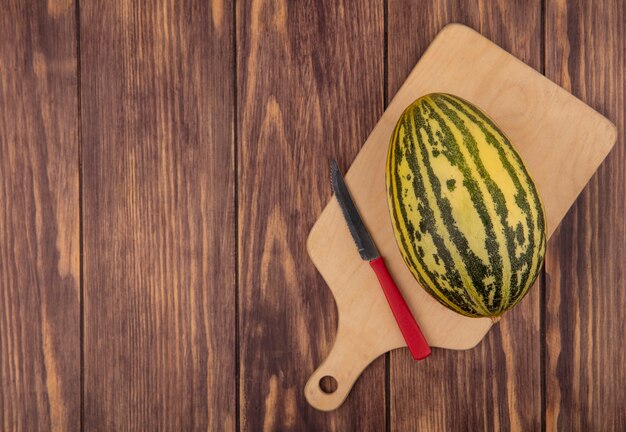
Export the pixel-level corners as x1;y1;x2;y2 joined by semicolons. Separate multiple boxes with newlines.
304;24;616;411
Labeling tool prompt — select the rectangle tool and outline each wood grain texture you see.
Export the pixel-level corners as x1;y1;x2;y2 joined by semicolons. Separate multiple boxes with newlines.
544;0;626;429
1;0;623;429
387;2;543;431
0;1;79;430
236;0;385;429
80;1;235;430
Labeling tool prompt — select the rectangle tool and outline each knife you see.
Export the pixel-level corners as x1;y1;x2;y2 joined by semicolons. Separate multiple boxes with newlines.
330;160;431;360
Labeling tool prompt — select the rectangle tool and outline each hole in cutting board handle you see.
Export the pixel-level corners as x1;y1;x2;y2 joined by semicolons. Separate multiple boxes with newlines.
319;375;338;394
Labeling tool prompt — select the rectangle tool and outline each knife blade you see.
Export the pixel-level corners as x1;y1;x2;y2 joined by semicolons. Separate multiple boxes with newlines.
330;159;431;360
330;160;379;261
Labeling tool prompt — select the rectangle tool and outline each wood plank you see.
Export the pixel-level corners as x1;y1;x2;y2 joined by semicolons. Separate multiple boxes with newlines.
387;2;543;430
0;1;79;430
544;0;626;429
80;1;235;429
237;0;386;429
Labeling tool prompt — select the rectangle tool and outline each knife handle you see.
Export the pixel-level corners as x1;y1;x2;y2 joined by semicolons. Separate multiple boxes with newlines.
369;257;431;360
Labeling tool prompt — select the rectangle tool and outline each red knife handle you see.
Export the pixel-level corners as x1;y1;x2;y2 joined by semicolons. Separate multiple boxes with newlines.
369;256;431;360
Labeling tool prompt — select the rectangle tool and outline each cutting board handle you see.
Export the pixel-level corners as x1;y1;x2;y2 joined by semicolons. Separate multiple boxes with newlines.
304;324;379;411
